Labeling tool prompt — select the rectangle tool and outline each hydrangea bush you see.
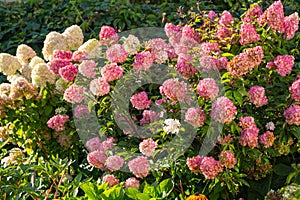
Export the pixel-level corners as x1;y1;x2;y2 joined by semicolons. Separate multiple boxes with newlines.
0;1;299;199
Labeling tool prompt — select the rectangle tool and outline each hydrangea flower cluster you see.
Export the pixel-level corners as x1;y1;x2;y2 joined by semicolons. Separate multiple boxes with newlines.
133;51;154;71
248;86;268;107
63;84;85;104
99;26;118;45
184;107;206;128
284;105;300;125
267;54;295;76
238;116;259;149
73;104;90;118
106;44;128;63
102;174;119;187
239;22;260;45
226;46;263;77
125;177;140;189
289;79;300;102
259;131;275;148
101;63;123;82
210;96;237;124
46;114;69;132
163;118;181;134
186;155;223;179
89;77;110;96
218;150;237;169
78;60;96;79
128;156;150;178
160;78;187;102
130;91;152;110
139;138;157;157
196;78;219;100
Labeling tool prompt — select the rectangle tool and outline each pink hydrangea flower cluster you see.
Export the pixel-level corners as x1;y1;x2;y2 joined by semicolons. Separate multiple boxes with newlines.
78;60;96;79
101;63;123;82
105;155;124;171
186;155;202;173
139;138;157;157
238;116;256;129
267;55;295;76
210;96;237;124
248;86;268;107
185;107;206;127
52;50;72;61
63;84;85;104
87;150;107;170
219;10;234;25
239;22;260;45
102;174;119;187
164;23;182;38
130;91;151;110
160;78;187;102
242;4;263;23
86;137;114;152
176;56;197;79
86;137;121;171
74;104;90;118
72;50;88;62
289;79;300;102
133;51;154;71
227;46;263;77
284;105;300;125
200;156;223;179
259;131;275;148
106;44;128;63
199;42;221;56
46;114;69;132
58;64;78;82
146;38;169;64
99;26;118;45
48;59;72;74
181;25;202;44
128;156;150;178
208;10;218;21
89;77;110;96
218;150;237;169
125;177;140;189
239;125;259;149
196;78;219;100
282;12;299;40
140;110;162;125
258;0;285;32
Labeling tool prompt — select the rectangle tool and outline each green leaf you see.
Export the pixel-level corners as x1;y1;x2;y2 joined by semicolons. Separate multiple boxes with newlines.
125;188;139;199
157;178;174;198
136;193;151;200
221;52;235;58
273;163;294;176
233;91;243;106
80;182;100;200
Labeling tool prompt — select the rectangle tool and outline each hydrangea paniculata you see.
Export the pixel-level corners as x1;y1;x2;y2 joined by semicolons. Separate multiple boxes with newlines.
102;174;119;187
130;91;151;110
218;150;237;169
196;78;219;100
248;86;268;107
284;105;300;125
139;138;157;157
106;44;128;63
63;84;85;104
47;114;69;132
128;156;150;178
185;107;206;127
125;177;140;189
101;63;123;82
210;96;237;124
259;131;275;148
105;155;124;171
89;77;110;96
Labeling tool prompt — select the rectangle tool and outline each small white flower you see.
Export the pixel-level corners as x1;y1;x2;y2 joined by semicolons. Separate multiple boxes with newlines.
265;122;275;131
163;118;181;134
